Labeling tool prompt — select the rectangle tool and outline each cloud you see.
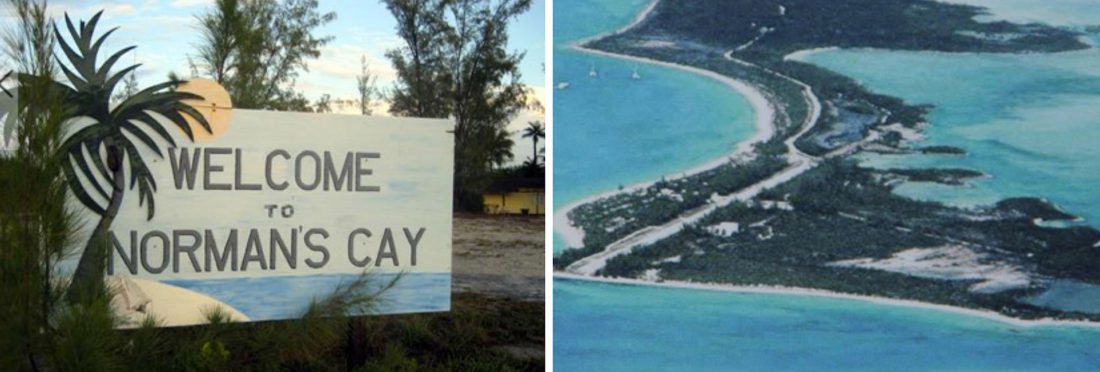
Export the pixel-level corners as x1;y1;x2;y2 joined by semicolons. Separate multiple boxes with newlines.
308;44;398;83
171;0;213;7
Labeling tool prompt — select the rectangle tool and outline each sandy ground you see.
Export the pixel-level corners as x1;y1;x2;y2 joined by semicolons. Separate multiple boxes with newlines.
828;245;1031;294
111;277;250;328
452;214;545;301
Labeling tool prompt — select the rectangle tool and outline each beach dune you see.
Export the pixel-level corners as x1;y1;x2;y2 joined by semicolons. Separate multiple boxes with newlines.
109;276;249;327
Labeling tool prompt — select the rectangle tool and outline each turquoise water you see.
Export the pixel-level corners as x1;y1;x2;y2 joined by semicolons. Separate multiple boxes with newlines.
554;0;1100;369
1025;280;1100;314
556;279;1100;371
552;0;755;254
805;37;1100;226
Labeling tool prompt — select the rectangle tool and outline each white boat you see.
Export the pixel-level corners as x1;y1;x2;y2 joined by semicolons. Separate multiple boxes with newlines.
557;82;571;90
631;68;641;80
588;64;598;77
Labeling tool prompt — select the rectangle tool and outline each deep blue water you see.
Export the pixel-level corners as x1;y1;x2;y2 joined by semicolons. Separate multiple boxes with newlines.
553;0;1100;369
556;279;1100;371
165;273;449;320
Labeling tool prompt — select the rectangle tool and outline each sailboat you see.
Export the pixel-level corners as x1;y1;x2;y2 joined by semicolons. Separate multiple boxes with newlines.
588;64;598;77
631;67;641;80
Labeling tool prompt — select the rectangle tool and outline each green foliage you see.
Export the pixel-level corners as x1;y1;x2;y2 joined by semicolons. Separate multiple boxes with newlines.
383;0;535;212
557;154;787;268
357;56;381;115
643;0;1086;55
1;2;86;369
194;0;336;111
355;293;544;371
487;126;515;169
50;296;123;371
521;120;544;165
596;159;1100;320
382;0;451;119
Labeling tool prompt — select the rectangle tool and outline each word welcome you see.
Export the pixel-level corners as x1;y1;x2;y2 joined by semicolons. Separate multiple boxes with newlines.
168;147;382;192
107;227;427;275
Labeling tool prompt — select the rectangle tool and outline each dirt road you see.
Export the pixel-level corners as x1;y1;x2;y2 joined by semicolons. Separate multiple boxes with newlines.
453;214;544;301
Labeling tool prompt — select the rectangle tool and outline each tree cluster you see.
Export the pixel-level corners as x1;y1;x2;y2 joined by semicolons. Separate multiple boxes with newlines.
383;0;535;211
193;0;336;111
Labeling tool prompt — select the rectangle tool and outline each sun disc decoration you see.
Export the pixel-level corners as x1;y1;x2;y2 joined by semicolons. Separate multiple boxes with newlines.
176;79;233;142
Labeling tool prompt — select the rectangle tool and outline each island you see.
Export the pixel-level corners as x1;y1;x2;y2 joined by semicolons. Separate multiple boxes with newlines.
556;0;1100;323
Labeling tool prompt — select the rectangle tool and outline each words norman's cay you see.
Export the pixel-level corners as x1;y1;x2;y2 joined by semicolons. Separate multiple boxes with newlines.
107;147;429;275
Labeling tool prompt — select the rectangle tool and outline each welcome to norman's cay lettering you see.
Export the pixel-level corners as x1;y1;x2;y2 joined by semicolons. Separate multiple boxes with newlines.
167;148;381;192
95;110;454;279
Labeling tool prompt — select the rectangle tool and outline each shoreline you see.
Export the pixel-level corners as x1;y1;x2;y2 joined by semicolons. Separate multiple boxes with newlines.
554;0;777;251
554;273;1100;328
783;47;840;62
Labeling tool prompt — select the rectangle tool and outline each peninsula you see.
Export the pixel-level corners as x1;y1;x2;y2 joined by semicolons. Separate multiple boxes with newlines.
556;0;1100;322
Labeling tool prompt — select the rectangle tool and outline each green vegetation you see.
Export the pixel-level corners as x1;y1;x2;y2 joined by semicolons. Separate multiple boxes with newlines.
994;197;1079;221
353;294;543;371
554;149;787;269
879;167;985;185
521;120;545;166
599;160;1100;320
192;0;337;111
642;0;1085;56
383;0;537;212
919;145;967;155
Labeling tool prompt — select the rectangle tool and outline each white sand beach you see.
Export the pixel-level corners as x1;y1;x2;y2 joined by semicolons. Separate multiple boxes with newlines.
783;47;840;62
110;276;249;327
555;11;779;250
554;273;1100;328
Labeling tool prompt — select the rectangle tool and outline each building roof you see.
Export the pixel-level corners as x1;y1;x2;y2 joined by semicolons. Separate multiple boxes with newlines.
486;177;544;193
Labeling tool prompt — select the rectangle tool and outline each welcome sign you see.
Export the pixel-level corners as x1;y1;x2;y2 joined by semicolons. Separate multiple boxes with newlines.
64;100;453;326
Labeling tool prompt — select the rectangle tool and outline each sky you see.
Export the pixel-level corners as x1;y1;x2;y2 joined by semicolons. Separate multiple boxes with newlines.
3;0;546;164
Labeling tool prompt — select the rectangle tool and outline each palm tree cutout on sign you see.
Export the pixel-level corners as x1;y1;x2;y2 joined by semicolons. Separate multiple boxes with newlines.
50;12;212;303
521;120;544;165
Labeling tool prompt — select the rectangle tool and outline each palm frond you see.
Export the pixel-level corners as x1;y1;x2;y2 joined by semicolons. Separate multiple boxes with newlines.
61;154;107;216
125;113;177;148
120;122;164;158
70;144;111;201
122;141;157;220
86;142;112;184
50;11;211;222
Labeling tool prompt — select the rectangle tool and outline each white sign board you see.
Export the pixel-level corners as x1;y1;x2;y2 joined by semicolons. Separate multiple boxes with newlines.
67;109;453;326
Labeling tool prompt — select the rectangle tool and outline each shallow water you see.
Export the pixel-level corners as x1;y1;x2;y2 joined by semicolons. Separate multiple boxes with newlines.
805;34;1100;227
1024;280;1100;315
552;0;755;254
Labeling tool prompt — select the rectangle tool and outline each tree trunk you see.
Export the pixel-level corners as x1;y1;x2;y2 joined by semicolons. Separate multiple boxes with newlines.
66;148;126;305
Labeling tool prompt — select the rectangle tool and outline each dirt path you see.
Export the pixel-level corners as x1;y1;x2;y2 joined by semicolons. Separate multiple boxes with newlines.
452;214;544;301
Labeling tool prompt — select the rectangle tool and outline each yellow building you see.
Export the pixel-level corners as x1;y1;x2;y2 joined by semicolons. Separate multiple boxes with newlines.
483;177;545;215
